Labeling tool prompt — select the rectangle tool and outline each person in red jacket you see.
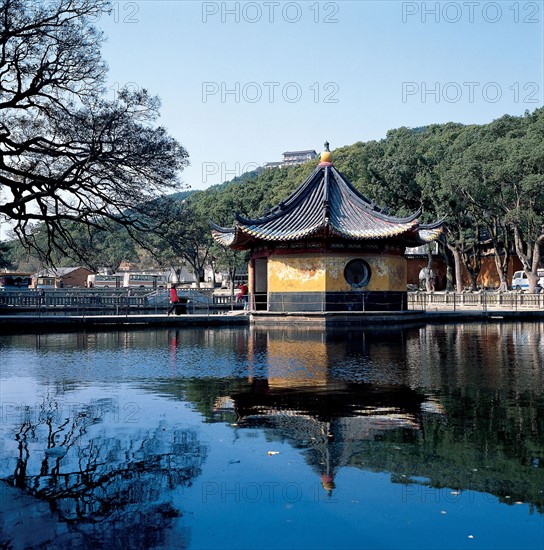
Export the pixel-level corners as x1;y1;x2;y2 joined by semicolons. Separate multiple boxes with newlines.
236;282;249;309
167;285;180;316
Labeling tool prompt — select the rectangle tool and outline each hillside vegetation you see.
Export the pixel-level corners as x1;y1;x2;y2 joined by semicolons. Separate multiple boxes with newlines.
4;108;544;291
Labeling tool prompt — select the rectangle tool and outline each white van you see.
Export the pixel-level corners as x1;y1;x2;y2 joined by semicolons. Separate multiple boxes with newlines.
511;270;544;291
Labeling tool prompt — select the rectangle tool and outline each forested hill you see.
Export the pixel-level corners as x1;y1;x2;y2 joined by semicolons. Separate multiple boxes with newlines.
189;108;543;231
186;107;544;293
6;108;543;292
168;190;194;202
169;166;264;203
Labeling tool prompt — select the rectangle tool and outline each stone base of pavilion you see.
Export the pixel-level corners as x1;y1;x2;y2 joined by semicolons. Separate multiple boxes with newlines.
249;310;427;327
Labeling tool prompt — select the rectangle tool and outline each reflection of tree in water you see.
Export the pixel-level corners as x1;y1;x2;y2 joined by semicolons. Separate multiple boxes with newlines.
2;397;207;547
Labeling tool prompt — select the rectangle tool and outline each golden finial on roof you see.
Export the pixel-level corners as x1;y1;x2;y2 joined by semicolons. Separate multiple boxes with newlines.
320;141;332;164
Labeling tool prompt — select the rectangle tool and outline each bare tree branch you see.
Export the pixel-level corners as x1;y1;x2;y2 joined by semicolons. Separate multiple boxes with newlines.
0;0;189;263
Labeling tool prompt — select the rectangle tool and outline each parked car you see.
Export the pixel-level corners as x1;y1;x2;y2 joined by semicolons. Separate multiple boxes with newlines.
511;269;544;291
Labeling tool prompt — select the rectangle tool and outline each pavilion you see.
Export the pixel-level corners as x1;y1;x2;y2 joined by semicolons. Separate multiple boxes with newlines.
211;143;443;314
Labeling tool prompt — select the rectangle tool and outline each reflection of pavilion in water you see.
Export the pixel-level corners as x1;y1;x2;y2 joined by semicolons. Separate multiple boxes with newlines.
214;327;440;493
225;379;432;493
204;325;544;509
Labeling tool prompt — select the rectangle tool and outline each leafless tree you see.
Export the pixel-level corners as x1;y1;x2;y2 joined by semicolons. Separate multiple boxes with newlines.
0;0;188;262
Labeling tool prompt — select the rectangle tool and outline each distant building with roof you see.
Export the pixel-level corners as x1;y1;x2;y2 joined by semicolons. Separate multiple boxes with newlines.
281;149;317;165
263;161;284;169
211;142;444;314
32;266;93;288
264;149;317;169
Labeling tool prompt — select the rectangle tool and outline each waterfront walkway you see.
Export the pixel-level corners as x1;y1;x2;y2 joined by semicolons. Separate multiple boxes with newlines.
1;307;543;333
408;290;544;312
1;291;543;333
0;311;248;332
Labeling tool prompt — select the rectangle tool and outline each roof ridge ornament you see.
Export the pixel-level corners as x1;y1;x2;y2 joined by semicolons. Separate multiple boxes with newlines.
319;141;333;166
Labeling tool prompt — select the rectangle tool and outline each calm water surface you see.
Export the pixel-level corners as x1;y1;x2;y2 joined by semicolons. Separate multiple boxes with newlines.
0;323;543;549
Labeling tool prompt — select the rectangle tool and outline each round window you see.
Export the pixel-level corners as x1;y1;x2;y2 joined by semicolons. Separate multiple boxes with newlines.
344;259;371;288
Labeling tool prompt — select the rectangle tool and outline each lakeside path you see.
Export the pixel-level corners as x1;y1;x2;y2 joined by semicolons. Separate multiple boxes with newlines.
1;309;544;333
0;312;249;333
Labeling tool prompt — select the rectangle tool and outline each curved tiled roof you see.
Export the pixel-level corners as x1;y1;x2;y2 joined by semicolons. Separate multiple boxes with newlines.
211;164;444;249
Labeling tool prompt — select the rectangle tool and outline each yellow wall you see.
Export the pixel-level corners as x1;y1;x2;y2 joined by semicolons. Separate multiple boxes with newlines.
268;255;327;292
326;254;406;292
266;253;407;293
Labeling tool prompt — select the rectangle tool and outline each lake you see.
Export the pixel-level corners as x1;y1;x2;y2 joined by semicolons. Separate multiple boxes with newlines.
0;322;543;549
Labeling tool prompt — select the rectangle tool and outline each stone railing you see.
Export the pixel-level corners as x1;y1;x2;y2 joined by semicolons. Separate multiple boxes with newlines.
408;291;544;311
0;288;242;315
0;289;147;311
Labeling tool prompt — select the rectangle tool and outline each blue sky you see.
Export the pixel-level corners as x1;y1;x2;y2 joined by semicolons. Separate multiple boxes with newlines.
97;0;543;191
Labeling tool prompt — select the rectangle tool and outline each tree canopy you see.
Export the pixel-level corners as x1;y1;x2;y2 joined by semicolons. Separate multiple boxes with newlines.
0;0;188;263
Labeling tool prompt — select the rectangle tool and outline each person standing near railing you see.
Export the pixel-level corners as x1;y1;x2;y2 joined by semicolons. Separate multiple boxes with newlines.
236;282;248;310
167;285;179;316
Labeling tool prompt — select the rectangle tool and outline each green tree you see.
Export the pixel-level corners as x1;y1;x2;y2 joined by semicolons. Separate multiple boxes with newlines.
501;112;544;291
439;112;544;291
149;200;213;288
0;240;13;270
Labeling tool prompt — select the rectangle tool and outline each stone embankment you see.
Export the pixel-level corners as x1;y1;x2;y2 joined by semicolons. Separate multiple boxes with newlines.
0;312;249;333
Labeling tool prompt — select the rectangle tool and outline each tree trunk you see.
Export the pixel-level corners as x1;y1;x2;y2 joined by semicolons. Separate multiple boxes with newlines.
512;224;544;293
462;250;480;291
468;271;478;291
229;268;236;301
439;238;454;291
447;242;464;293
425;248;433;292
492;249;509;290
484;218;511;290
445;265;454;291
193;270;201;289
